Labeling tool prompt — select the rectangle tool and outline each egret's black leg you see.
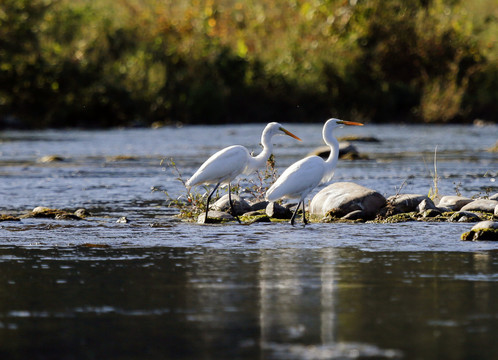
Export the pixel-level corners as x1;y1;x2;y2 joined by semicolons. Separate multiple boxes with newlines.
228;183;241;224
205;182;220;222
290;200;302;226
302;200;308;225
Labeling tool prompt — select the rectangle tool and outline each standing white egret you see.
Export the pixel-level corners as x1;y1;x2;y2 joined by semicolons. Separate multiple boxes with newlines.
186;122;301;223
265;118;363;226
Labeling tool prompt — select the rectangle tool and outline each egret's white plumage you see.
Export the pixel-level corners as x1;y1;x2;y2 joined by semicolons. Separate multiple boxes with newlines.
266;118;363;226
186;145;251;187
186;122;301;223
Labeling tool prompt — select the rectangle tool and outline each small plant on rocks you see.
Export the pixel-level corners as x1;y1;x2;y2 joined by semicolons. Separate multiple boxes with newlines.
158;158;211;219
243;155;279;202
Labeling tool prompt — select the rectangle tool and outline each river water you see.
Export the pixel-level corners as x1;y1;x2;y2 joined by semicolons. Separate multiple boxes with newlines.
0;123;497;359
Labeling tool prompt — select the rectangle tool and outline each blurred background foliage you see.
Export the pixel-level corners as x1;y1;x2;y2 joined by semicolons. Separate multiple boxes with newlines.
0;0;496;128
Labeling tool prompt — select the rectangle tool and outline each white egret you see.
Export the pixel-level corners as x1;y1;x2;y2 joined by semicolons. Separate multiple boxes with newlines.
186;122;301;223
265;118;363;226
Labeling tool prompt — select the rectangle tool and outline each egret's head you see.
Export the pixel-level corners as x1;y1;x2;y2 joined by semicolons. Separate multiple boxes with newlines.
325;118;364;130
264;122;301;141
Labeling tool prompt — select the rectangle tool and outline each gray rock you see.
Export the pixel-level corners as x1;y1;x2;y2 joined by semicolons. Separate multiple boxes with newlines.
249;201;269;211
471;220;498;230
310;182;386;219
489;193;498;201
422;209;442;218
460;199;498;213
74;208;91;218
385;194;433;214
32;206;54;214
213;194;251;216
418;198;438;212
449;211;481;222
197;211;234;224
437;196;473;211
341;210;366;221
266;202;293;219
55;213;82;220
284;203;299;210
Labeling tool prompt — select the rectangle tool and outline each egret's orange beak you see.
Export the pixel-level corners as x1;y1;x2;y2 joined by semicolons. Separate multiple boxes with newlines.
338;120;364;126
279;127;302;141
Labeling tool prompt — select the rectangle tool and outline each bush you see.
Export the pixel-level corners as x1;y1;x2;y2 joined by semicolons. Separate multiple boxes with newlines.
0;0;496;128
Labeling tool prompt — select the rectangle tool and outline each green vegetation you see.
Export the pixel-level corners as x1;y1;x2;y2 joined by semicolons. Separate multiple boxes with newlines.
1;0;497;128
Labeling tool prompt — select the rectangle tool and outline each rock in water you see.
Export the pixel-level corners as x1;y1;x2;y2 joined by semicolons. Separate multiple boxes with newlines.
384;194;434;215
213;194;251;216
248;201;269;211
265;202;293;219
460;199;498;213
26;206;82;220
418;198;438;212
449;211;481;222
197;211;234;224
461;221;498;241
437;196;472;211
310;182;386;220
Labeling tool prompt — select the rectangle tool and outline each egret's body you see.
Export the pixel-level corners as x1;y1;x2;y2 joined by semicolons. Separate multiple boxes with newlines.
266;118;363;226
186;122;301;223
187;145;252;187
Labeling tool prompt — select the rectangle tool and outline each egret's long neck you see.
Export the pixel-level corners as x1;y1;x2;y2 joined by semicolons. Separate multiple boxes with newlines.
247;131;273;170
323;129;340;176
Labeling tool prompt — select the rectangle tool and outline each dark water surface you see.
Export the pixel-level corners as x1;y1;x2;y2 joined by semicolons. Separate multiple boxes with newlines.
0;124;497;359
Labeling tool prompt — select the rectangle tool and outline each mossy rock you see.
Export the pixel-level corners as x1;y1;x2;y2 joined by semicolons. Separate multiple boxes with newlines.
240;211;267;222
0;214;20;222
448;211;482;222
241;214;272;224
421;209;442;218
38;155;65;163
22;206;83;220
375;212;418;223
197;211;235;224
461;228;498;241
319;212;362;223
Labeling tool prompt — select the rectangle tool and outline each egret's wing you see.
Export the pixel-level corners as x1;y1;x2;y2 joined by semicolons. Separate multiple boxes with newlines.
186;145;249;187
320;170;335;185
266;156;325;201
